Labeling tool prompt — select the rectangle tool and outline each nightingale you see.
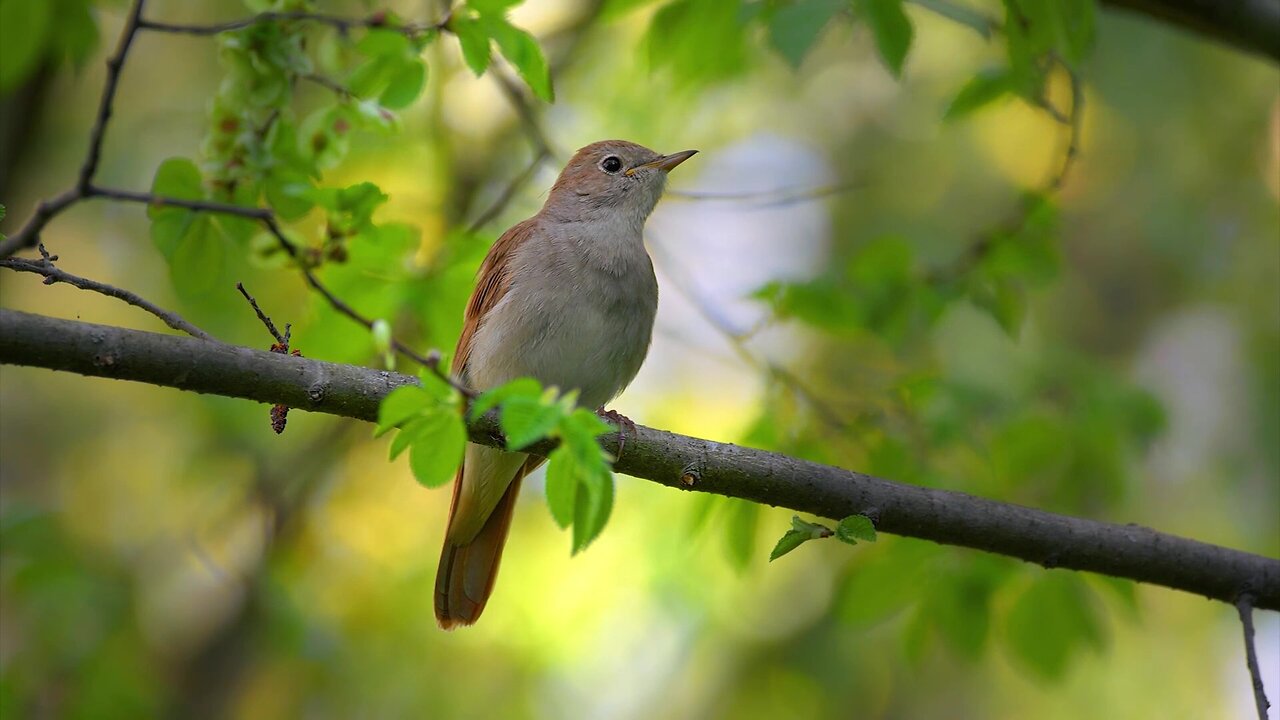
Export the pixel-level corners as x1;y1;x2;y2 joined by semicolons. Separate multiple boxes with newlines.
435;140;698;628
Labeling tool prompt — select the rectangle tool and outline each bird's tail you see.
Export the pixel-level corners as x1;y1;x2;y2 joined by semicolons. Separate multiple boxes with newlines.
434;465;527;629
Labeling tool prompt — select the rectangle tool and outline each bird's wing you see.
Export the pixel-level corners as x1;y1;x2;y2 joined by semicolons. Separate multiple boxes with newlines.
436;217;542;629
452;217;538;376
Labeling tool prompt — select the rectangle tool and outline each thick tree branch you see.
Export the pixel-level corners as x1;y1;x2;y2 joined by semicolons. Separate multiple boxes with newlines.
1101;0;1280;62
3;308;1277;611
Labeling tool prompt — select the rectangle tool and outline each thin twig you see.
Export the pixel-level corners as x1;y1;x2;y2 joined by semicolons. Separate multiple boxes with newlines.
1044;63;1085;192
254;217;474;397
78;0;146;192
236;283;287;346
645;231;855;433
1235;594;1272;720
0;188;86;259
88;185;274;219
300;72;352;98
137;11;448;38
467;149;551;232
491;67;554;157
0;244;214;340
667;181;863;208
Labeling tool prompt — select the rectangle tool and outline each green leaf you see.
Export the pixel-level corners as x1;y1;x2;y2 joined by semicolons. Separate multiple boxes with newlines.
388;420;418;460
768;529;812;561
560;407;614;443
147;158;207;259
470;377;543;420
944;68;1013;121
485;17;553;101
571;462;614;553
837;541;935;627
648;0;748;86
500;395;563;450
909;0;996;37
264;171;315;221
0;0;52;92
149;158;205;212
1054;0;1096;66
836;515;877;544
53;0;99;69
169;216;226;299
168;215;229;299
1003;0;1051;99
970;276;1026;337
860;0;913;77
1004;573;1106;679
544;447;579;529
768;516;833;561
417;368;460;404
380;57;426;109
468;0;523;15
376;384;433;436
407;410;467;488
357;28;411;57
767;0;844;69
451;17;492;76
933;574;993;659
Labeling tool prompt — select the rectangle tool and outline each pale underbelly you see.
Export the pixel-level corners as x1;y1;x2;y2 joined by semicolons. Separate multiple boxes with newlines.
466;290;655;409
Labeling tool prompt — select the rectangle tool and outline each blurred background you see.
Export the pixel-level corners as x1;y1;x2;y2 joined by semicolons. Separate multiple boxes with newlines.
1;0;1278;717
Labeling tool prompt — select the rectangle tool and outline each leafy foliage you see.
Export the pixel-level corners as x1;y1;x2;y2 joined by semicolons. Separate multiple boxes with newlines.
0;0;97;93
376;373;467;488
13;0;1272;714
768;514;876;561
468;378;618;553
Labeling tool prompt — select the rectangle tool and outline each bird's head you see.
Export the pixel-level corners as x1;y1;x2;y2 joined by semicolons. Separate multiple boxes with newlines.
544;140;697;225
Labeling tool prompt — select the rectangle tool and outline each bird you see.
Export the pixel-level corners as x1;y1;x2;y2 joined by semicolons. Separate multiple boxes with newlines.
434;140;697;629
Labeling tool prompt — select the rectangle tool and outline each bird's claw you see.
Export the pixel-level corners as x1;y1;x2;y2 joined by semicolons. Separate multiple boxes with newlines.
596;407;636;460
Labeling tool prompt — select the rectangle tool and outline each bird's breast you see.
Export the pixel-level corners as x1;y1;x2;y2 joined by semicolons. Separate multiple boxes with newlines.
465;230;658;409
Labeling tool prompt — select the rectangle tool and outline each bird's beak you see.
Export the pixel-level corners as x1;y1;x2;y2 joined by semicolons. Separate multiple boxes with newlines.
626;149;698;176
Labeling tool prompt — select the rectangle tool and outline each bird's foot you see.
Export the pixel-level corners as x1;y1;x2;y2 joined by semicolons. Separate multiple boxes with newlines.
596;407;636;460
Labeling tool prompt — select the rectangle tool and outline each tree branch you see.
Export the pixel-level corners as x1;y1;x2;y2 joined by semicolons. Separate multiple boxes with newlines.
1100;0;1280;62
3;307;1277;611
0;246;212;340
1236;594;1273;720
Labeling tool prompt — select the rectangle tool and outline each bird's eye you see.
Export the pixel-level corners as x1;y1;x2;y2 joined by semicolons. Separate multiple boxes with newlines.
601;156;623;174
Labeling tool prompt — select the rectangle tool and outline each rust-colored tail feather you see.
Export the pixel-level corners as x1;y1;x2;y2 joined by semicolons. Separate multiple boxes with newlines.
434;468;526;629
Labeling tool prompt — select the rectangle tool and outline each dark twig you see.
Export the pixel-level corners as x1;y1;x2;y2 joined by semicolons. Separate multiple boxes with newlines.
667;181;863;208
78;0;146;192
0;244;214;340
1235;594;1272;720
491;67;555;158
467;149;551;232
136;11;448;39
300;72;352;98
645;231;855;433
236;282;300;433
235;283;287;346
88;185;274;218
1045;63;1085;192
0;188;87;259
253;217;475;397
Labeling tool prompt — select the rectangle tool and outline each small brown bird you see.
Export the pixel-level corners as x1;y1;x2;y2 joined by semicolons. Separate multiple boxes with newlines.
435;140;697;628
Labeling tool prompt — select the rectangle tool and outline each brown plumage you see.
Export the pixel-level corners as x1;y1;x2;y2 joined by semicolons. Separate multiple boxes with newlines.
434;140;696;629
